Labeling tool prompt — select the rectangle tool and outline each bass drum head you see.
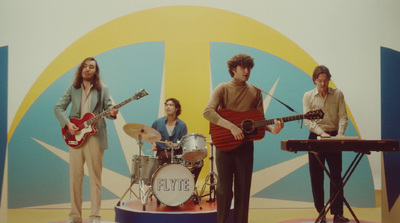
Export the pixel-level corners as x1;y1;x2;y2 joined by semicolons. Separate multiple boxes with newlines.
151;164;194;206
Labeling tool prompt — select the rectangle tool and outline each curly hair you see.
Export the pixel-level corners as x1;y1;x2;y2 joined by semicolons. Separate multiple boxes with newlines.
165;98;182;117
227;53;255;77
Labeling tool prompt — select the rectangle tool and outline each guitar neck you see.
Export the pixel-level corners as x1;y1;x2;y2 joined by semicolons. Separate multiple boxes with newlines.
254;114;304;128
85;89;148;126
88;96;135;125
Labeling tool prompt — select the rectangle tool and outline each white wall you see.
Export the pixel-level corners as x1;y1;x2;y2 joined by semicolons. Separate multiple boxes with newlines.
1;0;400;190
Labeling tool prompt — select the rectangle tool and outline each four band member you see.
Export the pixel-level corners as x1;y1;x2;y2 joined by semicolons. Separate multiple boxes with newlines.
151;98;202;184
303;65;349;223
54;57;119;223
203;53;284;223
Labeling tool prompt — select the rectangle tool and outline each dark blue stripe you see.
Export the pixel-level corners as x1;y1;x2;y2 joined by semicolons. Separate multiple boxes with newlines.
0;46;8;207
381;46;400;212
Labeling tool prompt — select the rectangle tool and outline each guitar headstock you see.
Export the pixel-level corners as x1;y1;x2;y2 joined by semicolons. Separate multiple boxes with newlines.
304;109;324;120
134;89;149;100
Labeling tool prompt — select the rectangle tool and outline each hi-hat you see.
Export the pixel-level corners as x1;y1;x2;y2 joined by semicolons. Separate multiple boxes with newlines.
123;123;161;143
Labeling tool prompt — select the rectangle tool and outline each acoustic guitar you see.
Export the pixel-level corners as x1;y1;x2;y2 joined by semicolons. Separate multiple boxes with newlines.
209;109;324;151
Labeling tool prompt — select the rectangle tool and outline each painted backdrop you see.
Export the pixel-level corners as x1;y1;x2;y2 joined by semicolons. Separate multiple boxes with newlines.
5;6;377;209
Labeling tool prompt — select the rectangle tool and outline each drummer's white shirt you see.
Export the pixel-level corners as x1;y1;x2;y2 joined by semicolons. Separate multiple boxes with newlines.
166;125;174;136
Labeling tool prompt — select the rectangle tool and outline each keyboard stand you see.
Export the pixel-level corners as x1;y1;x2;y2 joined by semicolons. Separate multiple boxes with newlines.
312;151;366;223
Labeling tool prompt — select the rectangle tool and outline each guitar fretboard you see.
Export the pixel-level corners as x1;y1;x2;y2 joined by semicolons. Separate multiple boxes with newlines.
85;89;148;126
253;114;304;128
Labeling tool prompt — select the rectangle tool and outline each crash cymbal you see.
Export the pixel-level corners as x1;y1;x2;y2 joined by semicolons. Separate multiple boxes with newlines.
123;123;161;143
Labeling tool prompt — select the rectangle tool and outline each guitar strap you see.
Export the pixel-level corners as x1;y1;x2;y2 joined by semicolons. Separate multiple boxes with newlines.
251;84;304;128
251;84;298;113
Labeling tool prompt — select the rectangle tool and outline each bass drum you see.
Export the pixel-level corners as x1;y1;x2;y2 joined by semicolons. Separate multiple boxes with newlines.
151;163;194;206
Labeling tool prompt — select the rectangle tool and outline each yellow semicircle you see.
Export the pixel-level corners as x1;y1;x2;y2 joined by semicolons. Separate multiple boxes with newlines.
9;5;359;145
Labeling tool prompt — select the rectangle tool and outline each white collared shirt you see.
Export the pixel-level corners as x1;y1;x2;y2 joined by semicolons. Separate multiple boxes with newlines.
302;87;348;135
80;84;93;118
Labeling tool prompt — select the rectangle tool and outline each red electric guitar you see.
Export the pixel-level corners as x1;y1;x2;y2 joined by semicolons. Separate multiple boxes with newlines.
61;89;148;148
209;109;324;151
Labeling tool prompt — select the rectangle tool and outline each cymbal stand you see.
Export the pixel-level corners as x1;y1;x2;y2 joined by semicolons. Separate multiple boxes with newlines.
200;142;218;202
116;176;139;206
166;143;180;163
117;131;150;211
136;132;151;210
170;144;175;163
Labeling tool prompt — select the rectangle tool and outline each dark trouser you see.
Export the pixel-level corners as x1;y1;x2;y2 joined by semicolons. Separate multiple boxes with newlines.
308;131;344;215
216;141;254;223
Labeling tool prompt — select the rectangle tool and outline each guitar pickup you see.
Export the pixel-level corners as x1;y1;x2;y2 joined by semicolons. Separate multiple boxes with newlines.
68;141;78;145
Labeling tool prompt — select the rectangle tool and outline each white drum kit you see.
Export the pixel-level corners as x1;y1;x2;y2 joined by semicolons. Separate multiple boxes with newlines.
117;123;214;211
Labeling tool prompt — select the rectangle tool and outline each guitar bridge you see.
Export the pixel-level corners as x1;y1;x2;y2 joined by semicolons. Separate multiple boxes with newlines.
68;141;78;145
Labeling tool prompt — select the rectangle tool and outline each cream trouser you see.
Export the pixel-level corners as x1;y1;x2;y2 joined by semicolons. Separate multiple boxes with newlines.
68;136;104;222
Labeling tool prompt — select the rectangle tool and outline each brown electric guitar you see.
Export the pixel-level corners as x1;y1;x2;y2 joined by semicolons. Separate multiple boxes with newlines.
209;109;324;151
62;89;148;148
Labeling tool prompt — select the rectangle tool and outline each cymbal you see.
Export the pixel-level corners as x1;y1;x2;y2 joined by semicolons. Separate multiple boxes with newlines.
123;123;161;143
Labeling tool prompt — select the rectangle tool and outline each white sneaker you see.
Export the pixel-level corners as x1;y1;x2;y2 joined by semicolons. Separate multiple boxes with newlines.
91;219;101;223
66;221;78;223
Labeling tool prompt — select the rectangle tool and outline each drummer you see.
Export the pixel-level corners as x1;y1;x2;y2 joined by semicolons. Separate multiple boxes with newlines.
151;98;202;183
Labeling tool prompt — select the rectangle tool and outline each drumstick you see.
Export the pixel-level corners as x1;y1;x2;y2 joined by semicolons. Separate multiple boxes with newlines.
145;141;166;152
158;140;180;146
146;141;179;152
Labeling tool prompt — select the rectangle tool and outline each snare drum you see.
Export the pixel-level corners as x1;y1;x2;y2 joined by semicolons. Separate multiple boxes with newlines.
151;163;194;206
180;133;207;162
131;155;160;186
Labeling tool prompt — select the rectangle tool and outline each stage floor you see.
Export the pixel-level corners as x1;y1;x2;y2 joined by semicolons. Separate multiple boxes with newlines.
115;197;234;223
121;196;216;211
